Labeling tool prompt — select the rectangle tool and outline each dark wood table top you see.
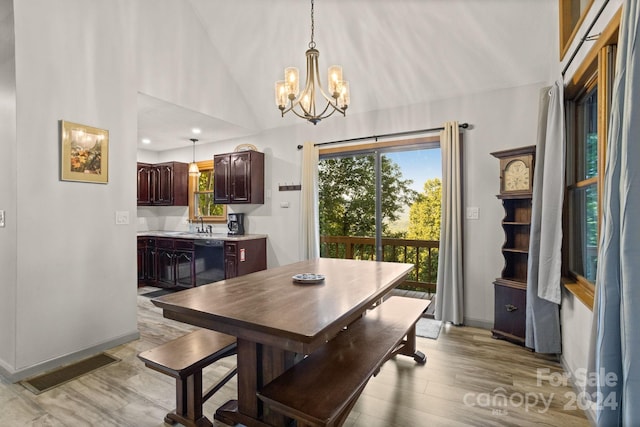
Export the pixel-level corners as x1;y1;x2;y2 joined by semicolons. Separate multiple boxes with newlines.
152;258;413;354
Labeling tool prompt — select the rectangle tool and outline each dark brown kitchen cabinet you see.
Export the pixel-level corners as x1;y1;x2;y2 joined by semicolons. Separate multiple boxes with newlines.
213;151;264;204
138;236;267;288
224;238;267;279
137;237;157;286
137;164;153;205
137;162;189;206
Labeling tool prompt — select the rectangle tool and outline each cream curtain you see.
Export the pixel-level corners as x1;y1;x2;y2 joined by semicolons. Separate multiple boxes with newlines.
434;121;464;324
300;142;320;259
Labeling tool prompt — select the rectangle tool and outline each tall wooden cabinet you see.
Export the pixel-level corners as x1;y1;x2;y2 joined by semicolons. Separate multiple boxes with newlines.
490;145;535;346
213;150;264;204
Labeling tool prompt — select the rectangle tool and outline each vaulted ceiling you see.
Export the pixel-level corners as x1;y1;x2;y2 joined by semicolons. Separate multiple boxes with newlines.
137;0;558;151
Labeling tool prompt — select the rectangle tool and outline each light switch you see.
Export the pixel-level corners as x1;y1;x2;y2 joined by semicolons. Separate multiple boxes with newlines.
115;211;130;225
280;201;290;208
466;207;479;220
0;210;5;227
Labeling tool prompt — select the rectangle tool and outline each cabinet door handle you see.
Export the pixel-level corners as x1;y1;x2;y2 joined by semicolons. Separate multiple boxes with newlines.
505;304;518;312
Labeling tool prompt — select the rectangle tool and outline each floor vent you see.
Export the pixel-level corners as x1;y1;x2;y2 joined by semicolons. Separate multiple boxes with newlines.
20;353;119;395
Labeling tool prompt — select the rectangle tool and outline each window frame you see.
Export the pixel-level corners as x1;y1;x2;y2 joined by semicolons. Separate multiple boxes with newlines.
559;0;595;60
188;159;227;223
562;9;620;309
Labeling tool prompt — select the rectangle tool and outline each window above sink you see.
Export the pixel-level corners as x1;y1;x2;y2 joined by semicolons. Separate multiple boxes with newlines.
189;160;227;223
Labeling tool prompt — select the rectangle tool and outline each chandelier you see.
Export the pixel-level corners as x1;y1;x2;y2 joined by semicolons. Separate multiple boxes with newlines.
275;0;350;125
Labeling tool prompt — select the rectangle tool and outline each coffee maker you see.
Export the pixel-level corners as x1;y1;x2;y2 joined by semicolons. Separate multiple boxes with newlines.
227;213;245;236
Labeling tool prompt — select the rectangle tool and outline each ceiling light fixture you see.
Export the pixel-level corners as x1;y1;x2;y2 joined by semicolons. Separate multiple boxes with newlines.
275;0;350;125
189;138;200;176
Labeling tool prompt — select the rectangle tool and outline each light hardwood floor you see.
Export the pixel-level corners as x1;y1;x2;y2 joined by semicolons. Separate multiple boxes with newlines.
0;287;591;427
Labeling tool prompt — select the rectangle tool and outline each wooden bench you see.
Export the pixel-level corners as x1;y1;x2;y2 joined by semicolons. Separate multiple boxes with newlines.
257;296;430;427
138;329;237;427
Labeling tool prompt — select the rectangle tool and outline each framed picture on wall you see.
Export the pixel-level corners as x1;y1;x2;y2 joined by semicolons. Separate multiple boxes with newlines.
60;120;109;183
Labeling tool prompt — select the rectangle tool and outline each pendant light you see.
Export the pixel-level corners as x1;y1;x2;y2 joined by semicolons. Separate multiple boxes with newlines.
188;138;200;176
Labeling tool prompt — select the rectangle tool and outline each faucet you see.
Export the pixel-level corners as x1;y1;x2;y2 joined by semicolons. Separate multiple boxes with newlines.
198;216;205;233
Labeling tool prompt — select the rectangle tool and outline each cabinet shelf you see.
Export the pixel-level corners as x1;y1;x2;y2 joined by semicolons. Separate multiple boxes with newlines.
502;248;529;254
502;222;531;226
495;277;527;289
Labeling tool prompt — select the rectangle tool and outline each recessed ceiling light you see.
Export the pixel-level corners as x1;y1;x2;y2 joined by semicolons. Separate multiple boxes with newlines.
141;138;151;144
191;128;201;134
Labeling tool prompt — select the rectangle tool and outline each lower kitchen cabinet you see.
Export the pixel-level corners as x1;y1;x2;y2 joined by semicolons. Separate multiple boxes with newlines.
138;236;267;288
137;237;157;287
224;238;267;279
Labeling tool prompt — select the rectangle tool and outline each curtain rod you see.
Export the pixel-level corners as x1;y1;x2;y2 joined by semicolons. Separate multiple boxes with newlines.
297;122;469;150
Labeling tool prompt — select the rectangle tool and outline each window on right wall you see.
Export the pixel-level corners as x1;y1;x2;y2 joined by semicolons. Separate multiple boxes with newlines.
559;0;594;59
563;11;620;309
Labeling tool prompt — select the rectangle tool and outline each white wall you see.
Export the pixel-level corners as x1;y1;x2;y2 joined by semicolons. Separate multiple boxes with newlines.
135;0;258;132
0;0;17;371
0;0;139;379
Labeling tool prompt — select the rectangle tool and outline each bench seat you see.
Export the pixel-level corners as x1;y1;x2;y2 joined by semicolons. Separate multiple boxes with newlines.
138;329;237;427
257;296;430;427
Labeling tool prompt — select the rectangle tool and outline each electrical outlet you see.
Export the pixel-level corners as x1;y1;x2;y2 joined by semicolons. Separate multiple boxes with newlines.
115;211;130;225
466;207;479;220
0;210;5;227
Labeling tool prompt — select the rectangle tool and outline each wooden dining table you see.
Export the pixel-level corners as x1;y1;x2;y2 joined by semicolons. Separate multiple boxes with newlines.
152;257;414;427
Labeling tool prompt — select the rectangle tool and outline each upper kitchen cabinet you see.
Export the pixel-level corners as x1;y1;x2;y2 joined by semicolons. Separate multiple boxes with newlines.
137;162;189;206
213;151;264;204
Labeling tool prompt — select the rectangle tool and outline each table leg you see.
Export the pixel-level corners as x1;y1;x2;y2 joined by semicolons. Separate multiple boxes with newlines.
214;339;296;427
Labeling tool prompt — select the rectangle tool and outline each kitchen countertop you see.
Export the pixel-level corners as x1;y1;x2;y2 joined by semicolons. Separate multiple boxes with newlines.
137;231;268;241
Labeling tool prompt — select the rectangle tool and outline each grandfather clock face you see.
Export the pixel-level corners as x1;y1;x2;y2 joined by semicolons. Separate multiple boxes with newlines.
503;159;530;192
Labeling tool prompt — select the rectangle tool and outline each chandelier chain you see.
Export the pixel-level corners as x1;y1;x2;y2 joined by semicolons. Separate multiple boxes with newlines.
309;0;316;49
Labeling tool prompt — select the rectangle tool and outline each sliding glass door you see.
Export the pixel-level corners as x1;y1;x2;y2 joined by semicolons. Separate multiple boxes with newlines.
318;142;441;292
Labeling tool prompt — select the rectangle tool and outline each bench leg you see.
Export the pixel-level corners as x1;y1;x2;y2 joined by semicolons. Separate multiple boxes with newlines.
165;371;213;427
394;324;427;365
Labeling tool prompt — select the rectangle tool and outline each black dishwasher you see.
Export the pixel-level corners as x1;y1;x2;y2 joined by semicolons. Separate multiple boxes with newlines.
193;239;225;286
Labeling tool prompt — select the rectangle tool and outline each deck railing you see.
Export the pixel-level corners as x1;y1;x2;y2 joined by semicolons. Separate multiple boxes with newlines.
320;235;439;293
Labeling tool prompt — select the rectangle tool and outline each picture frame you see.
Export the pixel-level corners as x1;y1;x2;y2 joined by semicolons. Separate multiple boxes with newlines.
60;120;109;183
